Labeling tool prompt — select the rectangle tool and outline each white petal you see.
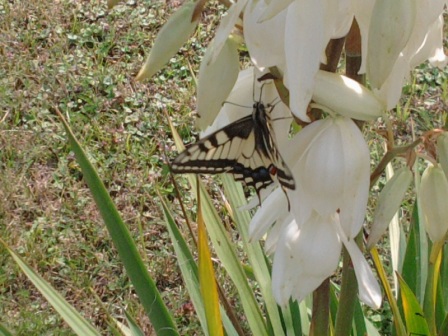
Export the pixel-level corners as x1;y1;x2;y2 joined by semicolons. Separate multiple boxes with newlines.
284;0;324;122
335;218;382;309
373;56;409;110
366;0;416;89
374;1;445;108
437;133;448;179
412;15;447;69
272;221;302;305
352;0;376;74
272;213;342;305
402;1;444;66
244;0;287;69
338;118;370;238
249;187;288;241
300;120;344;215
287;117;332;164
200;68;254;137
313;71;384;121
197;38;240;129
136;2;199;80
265;213;295;255
324;0;353;39
288;119;332;222
210;0;248;64
288;184;313;229
290;213;342;301
258;0;294;22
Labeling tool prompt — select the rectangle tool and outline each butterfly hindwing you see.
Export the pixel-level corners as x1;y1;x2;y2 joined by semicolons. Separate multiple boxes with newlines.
171;101;296;203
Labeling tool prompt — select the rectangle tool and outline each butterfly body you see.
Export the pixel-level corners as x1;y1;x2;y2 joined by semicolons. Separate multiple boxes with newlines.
171;101;295;203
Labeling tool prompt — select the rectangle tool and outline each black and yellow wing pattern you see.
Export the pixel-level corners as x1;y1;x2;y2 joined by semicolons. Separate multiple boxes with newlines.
171;101;296;203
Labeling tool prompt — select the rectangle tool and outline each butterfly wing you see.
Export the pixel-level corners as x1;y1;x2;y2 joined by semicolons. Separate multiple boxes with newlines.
254;103;296;192
171;102;296;203
171;115;276;193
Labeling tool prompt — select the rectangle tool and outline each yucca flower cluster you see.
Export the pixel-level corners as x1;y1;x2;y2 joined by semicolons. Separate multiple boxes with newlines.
137;0;448;312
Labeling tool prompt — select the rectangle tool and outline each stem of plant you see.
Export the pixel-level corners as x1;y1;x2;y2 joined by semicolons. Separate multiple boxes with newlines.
310;279;330;336
334;245;359;336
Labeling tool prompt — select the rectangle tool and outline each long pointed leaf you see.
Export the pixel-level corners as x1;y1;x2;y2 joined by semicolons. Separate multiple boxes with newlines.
0;323;14;336
197;193;224;336
159;195;238;336
170;120;268;335
397;273;430;336
401;203;423;300
1;240;99;336
56;110;177;335
222;175;289;335
371;247;407;336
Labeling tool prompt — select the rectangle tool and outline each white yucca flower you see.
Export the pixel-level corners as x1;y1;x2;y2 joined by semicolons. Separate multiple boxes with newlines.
241;0;447;117
250;116;382;308
192;0;447;313
368;1;446;109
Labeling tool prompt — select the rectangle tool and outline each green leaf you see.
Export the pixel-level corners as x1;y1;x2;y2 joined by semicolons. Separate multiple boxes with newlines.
221;175;288;335
364;318;382;336
436;276;446;332
197;195;224;336
0;322;15;336
57;112;178;336
0;323;13;336
352;299;367;336
371;247;406;336
402;203;423;301
397;274;431;336
439;243;448;314
439;313;448;336
170;122;269;335
124;310;145;336
159;195;206;332
0;240;99;336
159;195;238;336
287;299;302;336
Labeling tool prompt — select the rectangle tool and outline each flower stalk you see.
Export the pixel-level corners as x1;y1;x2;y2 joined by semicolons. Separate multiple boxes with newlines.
334;245;360;336
310;279;330;336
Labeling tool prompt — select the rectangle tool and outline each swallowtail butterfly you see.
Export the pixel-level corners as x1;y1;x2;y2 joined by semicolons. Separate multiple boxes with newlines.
171;100;296;205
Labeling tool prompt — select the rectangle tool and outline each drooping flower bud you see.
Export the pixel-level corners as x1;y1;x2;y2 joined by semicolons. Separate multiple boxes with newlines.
313;71;385;121
367;167;413;248
420;165;448;243
136;1;199;80
196;37;239;129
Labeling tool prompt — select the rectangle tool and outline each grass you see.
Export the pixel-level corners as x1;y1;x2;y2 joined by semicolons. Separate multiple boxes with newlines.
1;0;447;335
0;0;216;334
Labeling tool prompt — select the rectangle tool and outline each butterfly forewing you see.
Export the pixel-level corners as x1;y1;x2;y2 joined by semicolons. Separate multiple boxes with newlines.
171;101;296;203
171;115;253;173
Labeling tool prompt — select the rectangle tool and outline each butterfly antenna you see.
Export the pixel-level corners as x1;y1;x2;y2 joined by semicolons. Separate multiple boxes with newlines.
222;101;252;109
252;75;256;102
258;82;268;102
268;97;281;107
